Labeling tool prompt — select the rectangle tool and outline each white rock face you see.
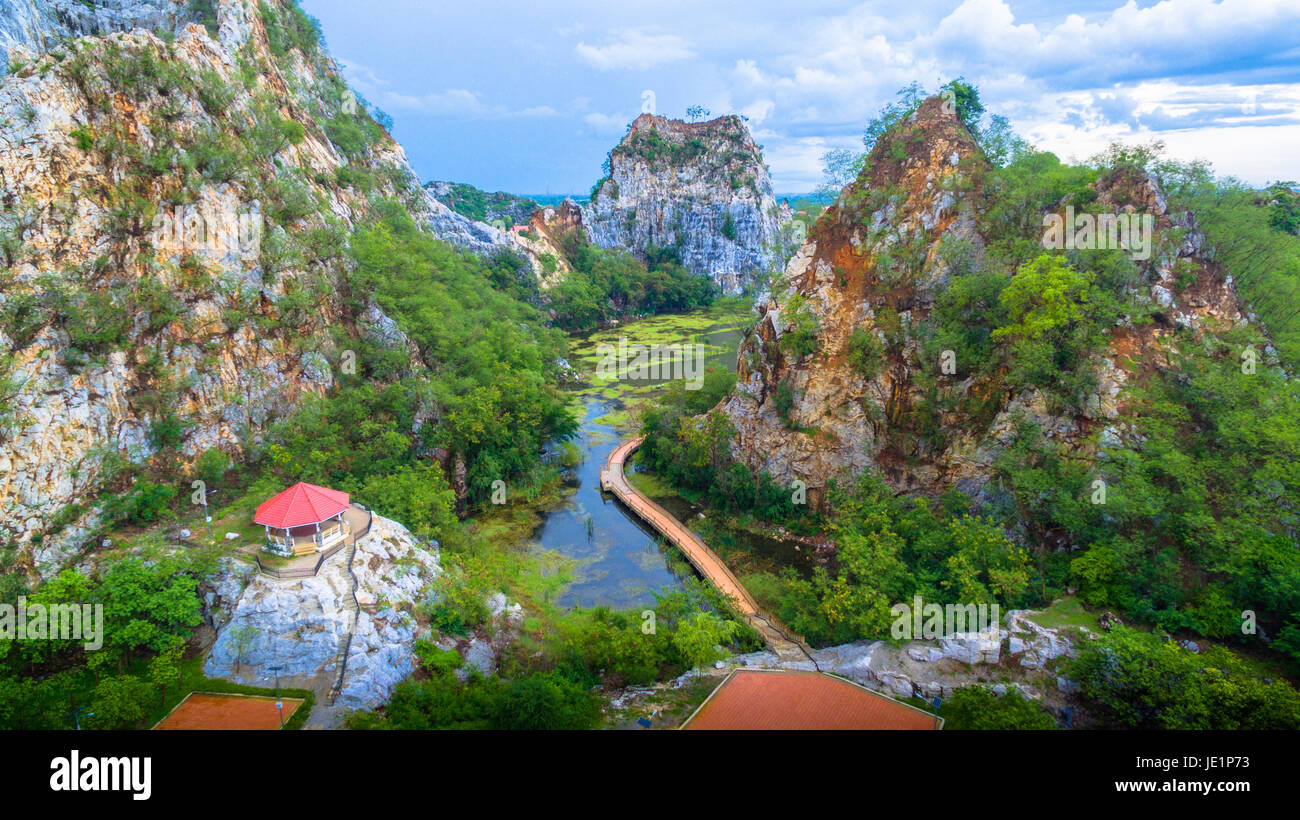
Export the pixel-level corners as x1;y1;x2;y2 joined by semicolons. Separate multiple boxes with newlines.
204;515;441;715
0;0;186;74
938;631;1003;665
716;606;1084;712
583;113;791;293
1003;609;1079;669
421;188;529;263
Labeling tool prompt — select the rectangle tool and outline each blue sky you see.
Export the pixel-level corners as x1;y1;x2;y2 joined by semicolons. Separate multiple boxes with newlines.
300;0;1300;195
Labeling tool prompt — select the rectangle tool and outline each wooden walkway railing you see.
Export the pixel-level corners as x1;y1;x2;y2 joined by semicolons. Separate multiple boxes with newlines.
602;436;819;668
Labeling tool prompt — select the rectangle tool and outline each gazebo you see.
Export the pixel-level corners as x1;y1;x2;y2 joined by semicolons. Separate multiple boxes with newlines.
254;482;351;557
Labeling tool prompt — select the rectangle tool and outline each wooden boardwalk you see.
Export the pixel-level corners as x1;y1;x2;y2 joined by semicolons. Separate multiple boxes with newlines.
603;436;819;666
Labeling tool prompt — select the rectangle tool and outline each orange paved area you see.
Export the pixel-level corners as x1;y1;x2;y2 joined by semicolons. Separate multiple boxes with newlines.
154;693;302;730
684;669;940;731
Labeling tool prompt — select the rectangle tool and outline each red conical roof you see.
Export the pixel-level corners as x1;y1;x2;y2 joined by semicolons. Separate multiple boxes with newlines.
254;482;350;529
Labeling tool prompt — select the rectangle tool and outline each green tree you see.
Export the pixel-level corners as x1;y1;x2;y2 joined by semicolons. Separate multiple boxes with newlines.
864;81;926;153
818;148;867;197
686;105;711;123
939;686;1056;730
1067;628;1300;729
939;77;985;134
98;558;203;670
489;673;602;730
227;624;260;673
671;611;739;669
89;675;155;729
147;640;184;709
993;255;1093;345
356;462;457;540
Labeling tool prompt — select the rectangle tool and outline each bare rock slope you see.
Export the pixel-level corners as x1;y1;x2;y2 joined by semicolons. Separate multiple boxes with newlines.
584;112;791;293
203;514;439;720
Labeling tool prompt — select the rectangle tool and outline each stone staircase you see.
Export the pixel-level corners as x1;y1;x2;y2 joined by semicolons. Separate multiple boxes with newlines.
326;511;369;706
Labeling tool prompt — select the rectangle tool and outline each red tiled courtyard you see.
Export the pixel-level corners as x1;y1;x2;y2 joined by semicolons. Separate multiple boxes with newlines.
682;669;941;731
153;693;303;730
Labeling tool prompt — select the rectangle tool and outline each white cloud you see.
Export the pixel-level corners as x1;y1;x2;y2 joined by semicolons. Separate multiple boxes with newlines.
574;28;695;71
583;111;632;134
760;134;860;191
320;1;1300;190
339;59;557;119
717;0;1300;186
740;99;776;125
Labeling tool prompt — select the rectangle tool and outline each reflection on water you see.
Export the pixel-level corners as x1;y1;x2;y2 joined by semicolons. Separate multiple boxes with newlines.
650;486;825;579
530;399;687;609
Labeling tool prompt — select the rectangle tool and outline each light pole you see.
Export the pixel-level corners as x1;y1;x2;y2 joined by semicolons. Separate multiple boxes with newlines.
268;665;284;728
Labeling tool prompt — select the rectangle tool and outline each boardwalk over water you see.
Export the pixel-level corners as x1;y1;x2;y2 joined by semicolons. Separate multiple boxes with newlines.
602;436;819;666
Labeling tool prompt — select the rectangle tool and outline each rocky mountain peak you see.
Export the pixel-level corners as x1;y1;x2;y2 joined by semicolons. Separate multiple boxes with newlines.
802;95;984;307
623;110;748;143
718;95;1252;511
582;110;791;293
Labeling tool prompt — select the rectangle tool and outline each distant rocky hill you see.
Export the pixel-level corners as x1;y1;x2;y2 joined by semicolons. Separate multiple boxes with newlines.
424;180;538;227
584;112;793;293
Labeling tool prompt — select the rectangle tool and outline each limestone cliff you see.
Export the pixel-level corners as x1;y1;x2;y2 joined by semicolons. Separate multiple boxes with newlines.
718;96;1255;511
0;0;449;575
584;113;791;293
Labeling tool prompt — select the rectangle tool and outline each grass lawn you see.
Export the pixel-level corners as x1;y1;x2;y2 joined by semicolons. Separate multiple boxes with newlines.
1025;596;1101;636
